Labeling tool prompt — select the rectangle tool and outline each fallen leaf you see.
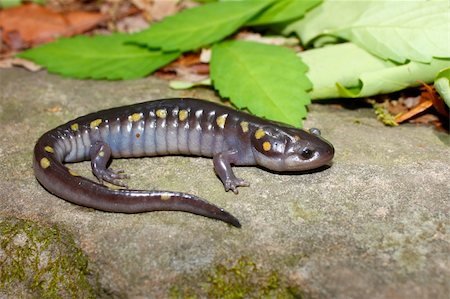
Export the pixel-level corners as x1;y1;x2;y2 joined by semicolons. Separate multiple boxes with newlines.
199;48;211;63
18;33;179;80
211;40;312;127
409;114;441;126
130;0;152;20
235;31;301;48
169;78;211;90
127;1;270;52
172;52;201;67
420;83;449;118
115;14;149;33
392;83;449;127
435;68;450;107
151;0;179;21
155;52;209;82
131;0;180;22
0;57;42;71
394;100;433;123
385;96;420;115
0;4;107;49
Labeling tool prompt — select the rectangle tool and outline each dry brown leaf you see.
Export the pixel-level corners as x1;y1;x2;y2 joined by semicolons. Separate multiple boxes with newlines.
132;0;180;22
420;83;449;118
155;52;209;81
151;0;179;21
45;0;98;13
98;0;141;32
174;53;201;67
116;14;149;33
395;100;433;123
409;114;440;125
0;4;107;49
130;0;152;19
393;83;449;126
0;57;42;71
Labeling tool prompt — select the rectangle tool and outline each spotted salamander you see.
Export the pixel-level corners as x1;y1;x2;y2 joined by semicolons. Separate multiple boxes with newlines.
33;98;334;227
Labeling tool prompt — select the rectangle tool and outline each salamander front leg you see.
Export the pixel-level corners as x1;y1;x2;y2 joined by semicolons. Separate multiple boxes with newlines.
90;141;129;187
213;150;249;194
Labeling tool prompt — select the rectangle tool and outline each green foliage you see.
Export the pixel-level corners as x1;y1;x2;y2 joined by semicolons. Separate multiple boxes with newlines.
16;0;450;125
211;40;311;127
0;0;44;8
299;43;450;99
285;0;450;63
435;68;450;107
0;218;98;298
127;0;272;52
0;0;21;8
247;0;321;26
18;34;179;80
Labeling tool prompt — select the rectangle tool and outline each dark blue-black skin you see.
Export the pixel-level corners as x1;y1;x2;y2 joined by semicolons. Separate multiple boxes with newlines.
33;98;334;228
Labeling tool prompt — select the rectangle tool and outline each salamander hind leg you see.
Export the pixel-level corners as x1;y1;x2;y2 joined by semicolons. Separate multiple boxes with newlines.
90;140;130;187
213;150;249;194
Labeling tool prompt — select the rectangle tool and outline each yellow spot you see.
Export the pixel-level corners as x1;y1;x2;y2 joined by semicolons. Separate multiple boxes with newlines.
294;135;301;141
70;123;79;131
179;109;188;121
99;151;105;157
216;114;228;129
40;157;50;169
240;121;249;133
255;128;266;140
68;168;80;176
263;141;271;151
161;193;171;200
156;109;167;119
128;113;142;122
90;118;102;128
44;146;54;153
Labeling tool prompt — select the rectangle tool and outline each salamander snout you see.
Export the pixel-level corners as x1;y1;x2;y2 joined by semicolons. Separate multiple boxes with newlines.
284;136;334;171
250;126;335;172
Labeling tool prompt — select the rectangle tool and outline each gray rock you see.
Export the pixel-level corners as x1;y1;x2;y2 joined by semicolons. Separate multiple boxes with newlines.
0;68;449;298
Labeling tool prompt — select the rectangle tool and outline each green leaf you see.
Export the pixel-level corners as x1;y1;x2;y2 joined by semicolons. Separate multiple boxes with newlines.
0;0;44;8
169;78;211;90
299;43;450;99
0;0;21;8
17;34;180;80
435;68;450;108
284;1;370;47
127;0;272;52
211;40;312;127
285;0;450;63
247;0;322;26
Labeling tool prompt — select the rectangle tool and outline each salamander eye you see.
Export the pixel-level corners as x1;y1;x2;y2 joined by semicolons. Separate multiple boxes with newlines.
309;128;321;136
301;148;314;159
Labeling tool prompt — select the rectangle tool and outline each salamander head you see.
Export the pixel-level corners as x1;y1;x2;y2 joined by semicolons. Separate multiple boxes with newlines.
250;126;334;172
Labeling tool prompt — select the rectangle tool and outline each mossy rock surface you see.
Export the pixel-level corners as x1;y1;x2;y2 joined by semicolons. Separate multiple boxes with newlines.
170;256;305;299
0;217;98;298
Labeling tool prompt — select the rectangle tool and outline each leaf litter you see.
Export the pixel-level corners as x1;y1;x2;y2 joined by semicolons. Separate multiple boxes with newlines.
0;3;107;50
1;0;448;130
370;84;449;131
